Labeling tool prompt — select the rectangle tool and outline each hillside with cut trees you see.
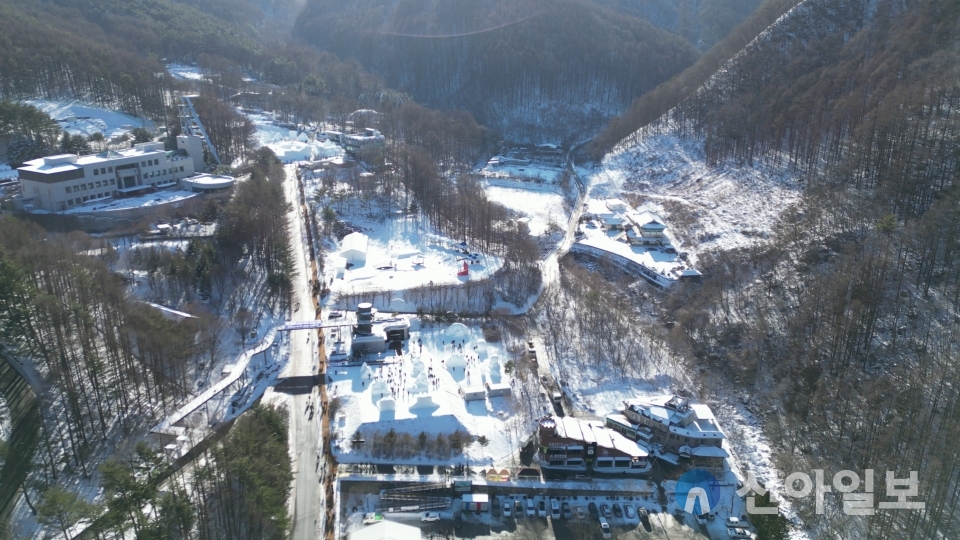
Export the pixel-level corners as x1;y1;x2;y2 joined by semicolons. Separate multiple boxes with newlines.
294;0;699;143
617;0;960;536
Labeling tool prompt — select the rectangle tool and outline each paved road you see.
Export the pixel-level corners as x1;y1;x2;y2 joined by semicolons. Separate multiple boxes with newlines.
282;164;324;540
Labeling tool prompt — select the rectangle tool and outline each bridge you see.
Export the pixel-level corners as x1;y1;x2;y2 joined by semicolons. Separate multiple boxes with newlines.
279;319;354;331
151;317;354;439
152;326;280;438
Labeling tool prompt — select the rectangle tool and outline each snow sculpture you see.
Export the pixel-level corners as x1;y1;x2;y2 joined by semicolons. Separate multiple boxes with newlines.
371;380;389;397
360;362;374;381
445;322;470;340
378;397;396;411
411;395;436;409
409;372;429;395
389;297;410;311
447;353;466;369
408;316;422;331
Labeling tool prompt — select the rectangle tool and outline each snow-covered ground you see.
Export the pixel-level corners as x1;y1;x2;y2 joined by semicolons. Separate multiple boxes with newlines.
322;214;504;298
479;161;564;184
25;99;155;140
246;111;343;164
57;189;199;214
329;321;531;467
0;164;18;181
575;219;695;283
573;118;809;538
584;122;802;261
481;180;568;238
166;63;207;81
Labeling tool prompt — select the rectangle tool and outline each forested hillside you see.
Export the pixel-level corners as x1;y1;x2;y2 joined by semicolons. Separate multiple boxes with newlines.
593;0;762;49
0;0;389;127
623;0;960;536
172;0;306;40
294;0;699;143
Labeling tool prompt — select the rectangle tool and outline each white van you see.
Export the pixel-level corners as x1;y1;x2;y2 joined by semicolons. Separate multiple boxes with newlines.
599;516;612;539
551;498;561;519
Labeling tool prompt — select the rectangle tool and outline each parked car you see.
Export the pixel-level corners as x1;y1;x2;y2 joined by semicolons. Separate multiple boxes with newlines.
697;513;708;525
573;473;590;481
562;501;572;520
515;500;523;517
728;527;752;538
624;504;636;520
575;506;587;521
503;498;512;518
601;503;612;517
526;497;535;517
492;497;501;517
599;516;613;539
362;513;382;525
726;517;742;527
613;503;623;518
551;498;561;519
538;499;547;518
421;512;440;523
588;502;599;519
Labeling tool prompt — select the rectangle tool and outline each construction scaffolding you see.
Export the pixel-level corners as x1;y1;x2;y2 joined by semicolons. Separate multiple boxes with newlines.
378;483;451;512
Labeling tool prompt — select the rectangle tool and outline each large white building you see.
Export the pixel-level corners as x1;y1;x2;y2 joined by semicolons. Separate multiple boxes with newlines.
606;395;728;470
343;128;384;156
341;232;369;265
17;136;203;212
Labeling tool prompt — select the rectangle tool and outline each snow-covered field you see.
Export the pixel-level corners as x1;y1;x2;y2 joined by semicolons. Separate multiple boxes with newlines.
166;63;206;81
575;220;695;282
329;321;531;467
479;161;563;184
481;181;568;238
322;214;504;298
26;99;155;140
584;122;802;261
246;111;343;163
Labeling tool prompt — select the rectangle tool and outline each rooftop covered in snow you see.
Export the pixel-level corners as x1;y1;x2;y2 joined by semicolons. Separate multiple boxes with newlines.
625;395;725;440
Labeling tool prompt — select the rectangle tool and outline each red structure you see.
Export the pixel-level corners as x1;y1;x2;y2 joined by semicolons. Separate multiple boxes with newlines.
457;261;469;277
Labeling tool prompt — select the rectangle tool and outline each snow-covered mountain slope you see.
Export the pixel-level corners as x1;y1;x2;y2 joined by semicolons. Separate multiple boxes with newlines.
585;121;802;261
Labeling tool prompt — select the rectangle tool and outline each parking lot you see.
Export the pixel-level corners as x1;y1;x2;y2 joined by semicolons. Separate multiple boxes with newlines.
443;494;709;539
343;484;712;539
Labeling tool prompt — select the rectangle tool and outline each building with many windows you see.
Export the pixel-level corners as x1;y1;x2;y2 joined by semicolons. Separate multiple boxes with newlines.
605;395;728;471
17;138;201;212
343;128;384;156
535;416;650;475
